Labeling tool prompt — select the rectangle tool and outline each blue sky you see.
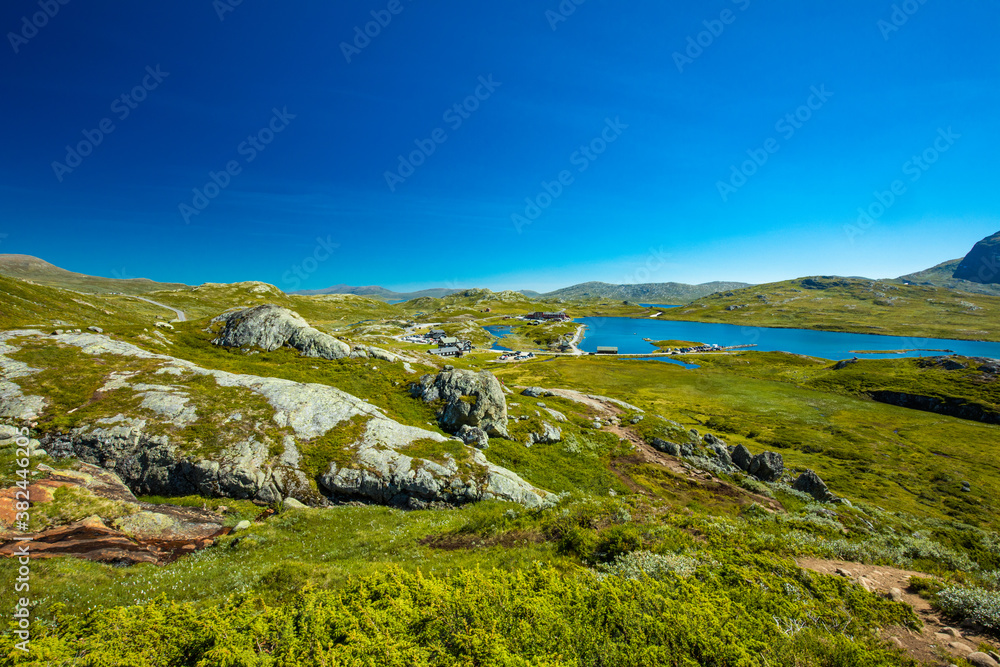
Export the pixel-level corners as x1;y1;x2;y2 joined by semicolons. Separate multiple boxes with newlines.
1;0;998;292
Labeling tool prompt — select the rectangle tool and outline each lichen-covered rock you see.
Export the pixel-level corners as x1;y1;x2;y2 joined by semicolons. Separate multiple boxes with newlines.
749;451;784;482
527;422;562;446
0;330;548;509
650;438;680;455
704;433;726;448
705;442;733;469
793;469;834;501
458;425;489;450
730;444;753;471
211;304;351;359
411;368;509;438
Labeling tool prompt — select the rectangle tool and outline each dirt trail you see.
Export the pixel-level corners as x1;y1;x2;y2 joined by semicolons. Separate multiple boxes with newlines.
799;558;999;666
131;296;187;322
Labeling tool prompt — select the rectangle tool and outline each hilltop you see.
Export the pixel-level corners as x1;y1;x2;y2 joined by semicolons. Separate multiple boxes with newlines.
897;230;1000;296
0;254;188;295
292;284;466;300
541;280;753;303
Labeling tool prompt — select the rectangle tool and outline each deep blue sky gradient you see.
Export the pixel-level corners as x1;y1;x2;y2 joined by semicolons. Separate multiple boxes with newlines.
1;0;998;291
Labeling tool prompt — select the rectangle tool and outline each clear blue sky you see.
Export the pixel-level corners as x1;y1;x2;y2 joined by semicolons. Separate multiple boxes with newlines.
1;0;998;292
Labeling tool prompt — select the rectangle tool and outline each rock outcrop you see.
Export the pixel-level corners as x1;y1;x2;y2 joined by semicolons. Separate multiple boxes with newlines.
0;463;228;565
867;390;999;425
730;444;753;471
0;330;548;509
527;422;562;446
410;368;510;438
748;451;784;482
211;304;351;359
792;469;834;502
953;230;1000;284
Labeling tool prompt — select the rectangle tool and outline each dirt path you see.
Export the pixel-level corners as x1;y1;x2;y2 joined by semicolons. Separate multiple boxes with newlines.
798;558;999;666
131;296;186;322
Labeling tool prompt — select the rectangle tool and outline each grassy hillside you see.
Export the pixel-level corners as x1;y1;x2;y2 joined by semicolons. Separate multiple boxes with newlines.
659;276;1000;341
0;274;181;329
144;282;405;327
6;272;1000;664
0;254;187;295
493;355;1000;531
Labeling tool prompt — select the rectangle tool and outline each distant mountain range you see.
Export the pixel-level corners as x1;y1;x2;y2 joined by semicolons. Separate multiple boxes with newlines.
537;281;753;303
292;284;466;300
298;281;752;304
898;230;1000;296
0;254;188;295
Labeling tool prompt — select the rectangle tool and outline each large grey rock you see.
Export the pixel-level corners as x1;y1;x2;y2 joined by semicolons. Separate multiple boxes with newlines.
282;497;308;510
527;422;562;446
793;469;834;501
521;387;552;398
411;368;509;438
651;438;680;456
705;442;733;468
704;433;726;448
967;653;1000;667
458;425;489;450
748;451;784;482
211;304;351;360
730;444;753;471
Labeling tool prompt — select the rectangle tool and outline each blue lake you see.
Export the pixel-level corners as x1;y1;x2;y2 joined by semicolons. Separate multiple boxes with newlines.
638;304;682;309
577;317;1000;361
483;325;514;351
385;299;407;305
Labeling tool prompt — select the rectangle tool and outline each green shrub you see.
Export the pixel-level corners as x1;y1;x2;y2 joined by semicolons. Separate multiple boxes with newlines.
594;524;644;563
936;585;1000;633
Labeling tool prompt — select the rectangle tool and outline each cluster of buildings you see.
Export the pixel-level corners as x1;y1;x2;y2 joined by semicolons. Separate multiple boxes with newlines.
499;351;535;361
409;328;473;358
524;311;571;322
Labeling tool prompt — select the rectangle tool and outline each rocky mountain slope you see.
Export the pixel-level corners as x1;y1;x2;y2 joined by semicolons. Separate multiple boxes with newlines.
898;231;1000;296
